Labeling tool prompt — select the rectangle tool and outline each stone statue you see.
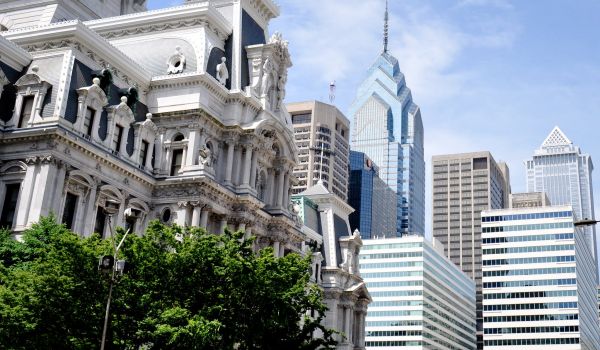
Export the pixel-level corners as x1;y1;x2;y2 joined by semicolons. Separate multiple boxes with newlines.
198;144;213;167
260;58;273;97
216;57;228;86
276;73;287;110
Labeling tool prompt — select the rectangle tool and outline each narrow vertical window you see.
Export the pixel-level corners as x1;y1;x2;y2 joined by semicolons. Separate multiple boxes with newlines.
140;140;149;166
113;124;124;153
170;149;183;176
94;208;107;236
61;193;78;229
0;183;20;228
18;96;34;128
84;107;95;137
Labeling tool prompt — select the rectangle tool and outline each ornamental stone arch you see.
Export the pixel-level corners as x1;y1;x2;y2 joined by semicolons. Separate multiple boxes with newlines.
254;119;298;164
0;160;27;174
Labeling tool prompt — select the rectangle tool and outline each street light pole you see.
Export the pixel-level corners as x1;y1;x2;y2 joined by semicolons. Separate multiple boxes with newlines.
99;200;130;350
574;218;600;227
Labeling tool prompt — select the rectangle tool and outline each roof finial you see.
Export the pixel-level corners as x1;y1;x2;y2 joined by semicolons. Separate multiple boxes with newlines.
383;0;389;53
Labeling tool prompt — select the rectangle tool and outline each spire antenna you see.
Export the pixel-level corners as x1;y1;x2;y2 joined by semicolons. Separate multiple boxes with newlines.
383;0;389;53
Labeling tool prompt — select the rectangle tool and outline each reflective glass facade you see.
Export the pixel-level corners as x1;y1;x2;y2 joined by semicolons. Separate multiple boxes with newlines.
347;151;397;239
360;237;476;349
482;206;600;349
526;127;597;267
349;52;425;236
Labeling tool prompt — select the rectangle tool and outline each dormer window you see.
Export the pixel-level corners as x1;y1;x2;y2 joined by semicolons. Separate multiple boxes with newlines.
10;67;51;129
133;113;157;171
105;96;135;161
76;77;108;140
18;96;34;128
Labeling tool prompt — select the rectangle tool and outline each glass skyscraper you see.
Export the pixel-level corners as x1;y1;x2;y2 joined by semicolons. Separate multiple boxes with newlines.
526;126;596;264
349;41;425;236
348;150;397;239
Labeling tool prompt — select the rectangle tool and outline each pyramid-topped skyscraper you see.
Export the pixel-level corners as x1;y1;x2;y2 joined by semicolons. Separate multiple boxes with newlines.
526;126;597;265
349;1;425;236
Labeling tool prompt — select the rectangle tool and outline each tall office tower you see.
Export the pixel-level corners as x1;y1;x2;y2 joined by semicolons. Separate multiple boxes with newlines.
287;101;350;201
360;236;477;349
482;204;600;349
347;151;397;239
526;126;597;263
431;151;510;349
349;2;425;236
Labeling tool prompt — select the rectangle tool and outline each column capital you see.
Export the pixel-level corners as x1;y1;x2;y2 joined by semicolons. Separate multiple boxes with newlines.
177;201;189;208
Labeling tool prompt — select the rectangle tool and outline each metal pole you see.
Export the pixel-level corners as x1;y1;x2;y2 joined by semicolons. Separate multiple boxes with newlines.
100;268;115;350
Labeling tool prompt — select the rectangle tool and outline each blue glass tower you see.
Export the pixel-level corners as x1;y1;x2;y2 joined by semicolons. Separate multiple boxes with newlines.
349;3;425;236
347;150;397;239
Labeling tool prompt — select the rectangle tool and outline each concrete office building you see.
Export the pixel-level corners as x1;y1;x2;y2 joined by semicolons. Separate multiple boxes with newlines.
360;236;477;350
482;204;600;349
347;150;397;239
431;151;511;348
287;101;350;201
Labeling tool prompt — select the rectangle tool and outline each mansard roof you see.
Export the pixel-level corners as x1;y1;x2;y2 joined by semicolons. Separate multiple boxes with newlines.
0;35;31;71
541;126;572;147
2;20;151;88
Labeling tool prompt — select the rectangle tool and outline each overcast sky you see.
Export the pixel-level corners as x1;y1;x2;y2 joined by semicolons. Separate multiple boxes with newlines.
148;0;600;234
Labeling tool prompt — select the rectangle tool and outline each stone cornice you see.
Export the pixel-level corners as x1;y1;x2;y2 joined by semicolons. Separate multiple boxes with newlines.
85;3;232;41
0;35;32;71
2;21;151;88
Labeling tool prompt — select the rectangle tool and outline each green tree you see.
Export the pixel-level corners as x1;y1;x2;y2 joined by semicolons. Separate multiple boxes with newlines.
0;217;337;350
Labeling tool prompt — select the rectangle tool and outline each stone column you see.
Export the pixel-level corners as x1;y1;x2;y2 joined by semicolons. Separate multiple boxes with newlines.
273;241;280;257
83;182;98;236
241;145;253;186
185;128;198;167
191;202;202;227
224;141;235;185
200;207;210;228
176;202;189;226
279;242;285;257
283;170;290;208
154;128;166;174
266;169;275;206
14;159;38;230
237;222;246;232
219;217;228;234
276;170;285;207
249;149;258;189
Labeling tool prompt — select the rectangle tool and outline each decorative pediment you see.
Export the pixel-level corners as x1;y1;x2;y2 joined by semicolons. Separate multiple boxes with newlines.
77;77;109;106
15;73;48;88
107;96;135;122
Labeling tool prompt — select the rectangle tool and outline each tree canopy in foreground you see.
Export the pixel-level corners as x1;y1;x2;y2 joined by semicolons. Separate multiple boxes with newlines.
0;216;336;349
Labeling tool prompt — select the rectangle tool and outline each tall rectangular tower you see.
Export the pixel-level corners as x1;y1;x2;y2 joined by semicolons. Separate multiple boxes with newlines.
482;205;600;349
526;126;596;265
431;151;510;348
287;101;350;201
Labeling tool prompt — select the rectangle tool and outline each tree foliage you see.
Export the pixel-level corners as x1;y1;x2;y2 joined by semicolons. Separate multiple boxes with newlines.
0;216;336;349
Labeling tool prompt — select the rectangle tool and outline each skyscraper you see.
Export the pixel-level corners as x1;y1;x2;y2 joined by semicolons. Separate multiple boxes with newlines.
526;126;597;264
349;1;425;236
482;204;600;349
287;101;350;201
360;236;477;349
347;150;397;239
431;151;511;349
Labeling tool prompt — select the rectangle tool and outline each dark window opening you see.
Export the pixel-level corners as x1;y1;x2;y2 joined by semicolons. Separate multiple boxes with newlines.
18;96;34;128
0;183;20;228
125;216;136;233
113;124;124;153
62;192;78;229
170;149;183;176
84;107;95;136
173;134;184;142
94;208;107;237
161;208;172;223
473;157;488;170
140;140;149;166
292;113;312;124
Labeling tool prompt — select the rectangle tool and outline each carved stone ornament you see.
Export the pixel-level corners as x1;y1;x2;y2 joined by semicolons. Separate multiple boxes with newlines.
216;57;228;86
0;68;8;100
198;144;213;167
167;46;186;74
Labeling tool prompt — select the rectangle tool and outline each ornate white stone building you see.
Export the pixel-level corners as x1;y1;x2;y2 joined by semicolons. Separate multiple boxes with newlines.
293;181;372;350
0;0;307;255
